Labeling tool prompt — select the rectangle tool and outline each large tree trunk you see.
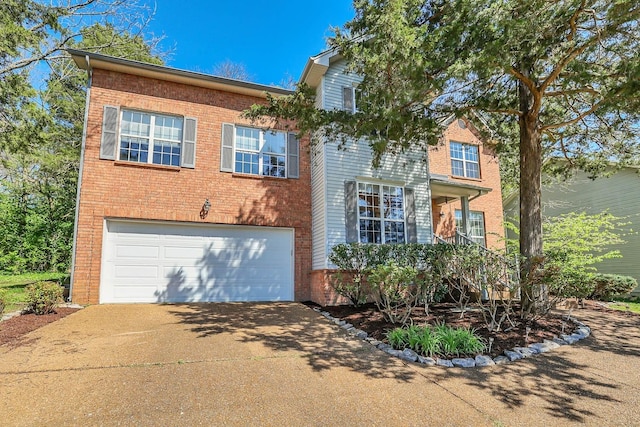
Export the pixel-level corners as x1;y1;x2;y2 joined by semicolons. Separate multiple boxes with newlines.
518;77;544;316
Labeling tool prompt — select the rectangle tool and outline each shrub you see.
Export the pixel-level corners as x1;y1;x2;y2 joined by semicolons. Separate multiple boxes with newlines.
328;243;377;306
25;281;63;315
386;324;485;358
591;274;638;301
368;262;421;324
0;289;6;315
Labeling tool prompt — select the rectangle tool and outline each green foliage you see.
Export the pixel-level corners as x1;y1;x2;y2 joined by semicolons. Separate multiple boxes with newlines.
387;324;485;358
0;289;6;315
328;243;455;315
506;212;628;301
368;262;421;324
25;281;63;315
328;243;377;305
0;272;67;312
386;327;409;349
0;19;164;274
591;274;638;301
246;0;640;314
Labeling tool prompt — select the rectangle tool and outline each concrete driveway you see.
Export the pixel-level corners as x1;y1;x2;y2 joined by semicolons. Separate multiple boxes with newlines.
0;303;639;426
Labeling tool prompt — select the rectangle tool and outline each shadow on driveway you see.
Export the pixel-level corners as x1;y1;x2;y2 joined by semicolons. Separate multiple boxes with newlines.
166;301;418;382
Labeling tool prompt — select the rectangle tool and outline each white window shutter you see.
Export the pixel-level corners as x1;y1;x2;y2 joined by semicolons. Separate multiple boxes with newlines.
221;123;234;172
181;117;197;168
287;132;300;179
342;87;354;112
100;105;119;160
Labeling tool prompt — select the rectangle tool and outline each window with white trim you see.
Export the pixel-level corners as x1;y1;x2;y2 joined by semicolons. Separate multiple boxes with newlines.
455;210;486;246
234;126;287;177
358;182;406;244
450;142;480;178
119;110;183;167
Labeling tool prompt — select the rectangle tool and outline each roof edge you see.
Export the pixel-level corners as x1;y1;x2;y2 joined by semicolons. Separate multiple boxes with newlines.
68;49;293;98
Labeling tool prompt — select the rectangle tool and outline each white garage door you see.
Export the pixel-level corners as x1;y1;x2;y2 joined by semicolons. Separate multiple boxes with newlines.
100;220;294;303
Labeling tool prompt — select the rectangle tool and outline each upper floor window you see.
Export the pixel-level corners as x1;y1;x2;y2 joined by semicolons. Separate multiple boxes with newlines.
342;86;357;113
455;210;486;246
450;142;480;178
358;182;405;244
119;110;183;167
234;126;287;177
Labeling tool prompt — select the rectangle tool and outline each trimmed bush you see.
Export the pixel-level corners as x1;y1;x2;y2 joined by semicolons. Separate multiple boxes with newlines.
368;262;421;324
25;281;63;315
328;243;376;306
591;274;638;301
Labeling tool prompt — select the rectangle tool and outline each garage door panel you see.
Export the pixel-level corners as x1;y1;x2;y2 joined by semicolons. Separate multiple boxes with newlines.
101;221;293;303
116;245;159;258
115;265;159;279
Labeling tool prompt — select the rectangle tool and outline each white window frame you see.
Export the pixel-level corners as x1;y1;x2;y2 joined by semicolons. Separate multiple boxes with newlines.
455;210;486;246
450;141;480;179
356;181;407;244
118;109;184;167
233;126;288;178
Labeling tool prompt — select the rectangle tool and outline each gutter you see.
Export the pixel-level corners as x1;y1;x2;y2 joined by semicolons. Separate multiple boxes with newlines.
67;48;292;98
68;54;92;302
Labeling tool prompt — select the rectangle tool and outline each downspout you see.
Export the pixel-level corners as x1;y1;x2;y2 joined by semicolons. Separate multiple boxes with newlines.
469;189;485;202
68;55;92;302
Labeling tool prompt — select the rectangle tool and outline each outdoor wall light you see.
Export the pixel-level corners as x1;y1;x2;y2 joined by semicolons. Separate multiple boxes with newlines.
200;198;211;219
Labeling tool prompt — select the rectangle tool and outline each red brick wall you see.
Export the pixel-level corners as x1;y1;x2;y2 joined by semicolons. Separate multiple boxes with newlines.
429;119;505;250
72;69;311;304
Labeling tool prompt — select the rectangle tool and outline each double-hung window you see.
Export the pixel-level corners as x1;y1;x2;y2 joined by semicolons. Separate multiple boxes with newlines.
234;126;287;178
357;182;406;244
455;210;486;246
450;142;480;178
119;110;183;167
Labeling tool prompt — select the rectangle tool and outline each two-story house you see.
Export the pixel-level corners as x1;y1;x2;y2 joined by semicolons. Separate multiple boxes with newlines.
300;49;505;303
68;47;504;306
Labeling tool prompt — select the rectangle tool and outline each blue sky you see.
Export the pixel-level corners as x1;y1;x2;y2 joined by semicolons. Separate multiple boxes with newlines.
147;1;355;87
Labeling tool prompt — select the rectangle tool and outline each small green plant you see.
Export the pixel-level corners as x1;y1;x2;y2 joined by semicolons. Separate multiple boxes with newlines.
386;327;408;349
25;281;63;315
416;326;440;357
386;323;485;358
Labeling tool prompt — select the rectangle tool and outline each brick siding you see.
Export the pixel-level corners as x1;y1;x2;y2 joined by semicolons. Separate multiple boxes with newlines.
429;118;505;249
72;69;311;304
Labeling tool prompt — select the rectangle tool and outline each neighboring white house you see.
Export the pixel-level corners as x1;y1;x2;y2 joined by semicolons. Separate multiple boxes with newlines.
504;166;640;296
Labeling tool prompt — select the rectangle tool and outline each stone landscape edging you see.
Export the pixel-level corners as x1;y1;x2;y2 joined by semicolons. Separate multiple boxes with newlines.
312;306;591;368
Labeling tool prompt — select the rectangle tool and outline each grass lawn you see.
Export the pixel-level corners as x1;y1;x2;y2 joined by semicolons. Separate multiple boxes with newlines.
0;272;68;314
609;299;640;314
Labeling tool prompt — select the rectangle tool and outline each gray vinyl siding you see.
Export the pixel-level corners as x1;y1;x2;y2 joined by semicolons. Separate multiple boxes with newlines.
504;168;640;295
311;77;327;270
323;60;359;110
311;136;327;270
313;59;432;270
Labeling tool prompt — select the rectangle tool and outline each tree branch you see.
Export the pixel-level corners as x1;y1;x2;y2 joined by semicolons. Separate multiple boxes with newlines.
541;101;603;131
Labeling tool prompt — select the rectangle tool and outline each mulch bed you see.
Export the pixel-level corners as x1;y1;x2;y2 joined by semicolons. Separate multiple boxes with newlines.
0;307;80;349
313;301;577;358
